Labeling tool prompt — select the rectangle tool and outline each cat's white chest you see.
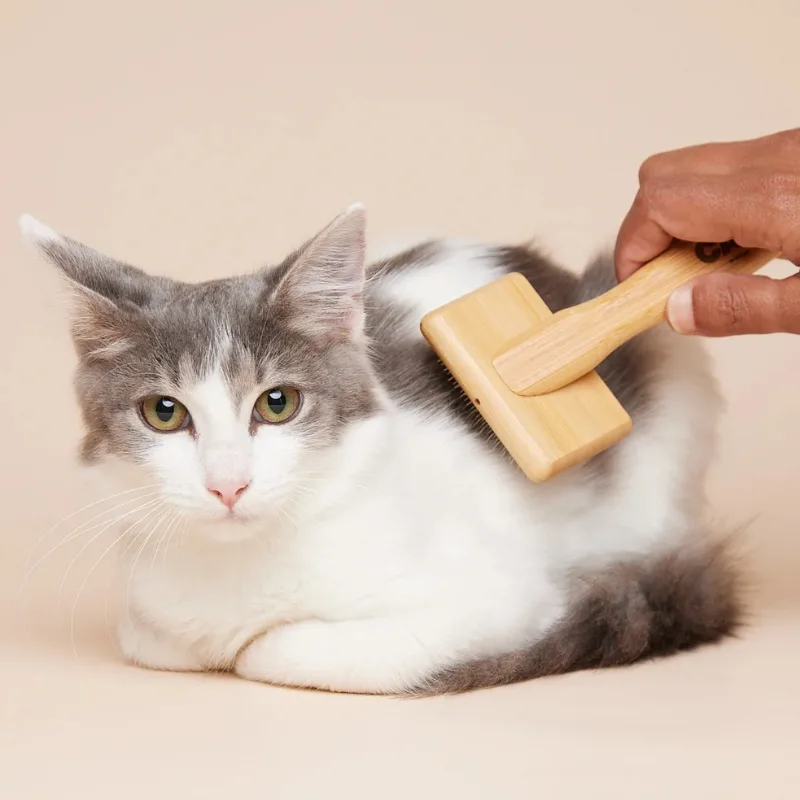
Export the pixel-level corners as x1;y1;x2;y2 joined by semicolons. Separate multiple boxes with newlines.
124;538;292;666
122;507;417;667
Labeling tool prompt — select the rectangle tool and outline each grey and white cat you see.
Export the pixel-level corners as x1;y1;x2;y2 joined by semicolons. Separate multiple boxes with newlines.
21;205;739;695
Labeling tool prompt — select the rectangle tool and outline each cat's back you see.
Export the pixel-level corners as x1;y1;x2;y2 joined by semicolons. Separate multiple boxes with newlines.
359;235;719;571
364;239;544;438
365;238;579;334
362;237;654;447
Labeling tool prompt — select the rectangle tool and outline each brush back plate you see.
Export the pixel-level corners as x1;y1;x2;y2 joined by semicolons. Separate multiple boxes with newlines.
419;273;632;482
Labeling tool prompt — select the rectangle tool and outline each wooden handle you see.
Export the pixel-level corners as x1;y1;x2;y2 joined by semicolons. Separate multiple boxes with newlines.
493;240;777;396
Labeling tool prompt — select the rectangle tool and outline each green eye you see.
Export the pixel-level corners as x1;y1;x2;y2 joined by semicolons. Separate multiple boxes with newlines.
140;396;190;432
253;387;301;425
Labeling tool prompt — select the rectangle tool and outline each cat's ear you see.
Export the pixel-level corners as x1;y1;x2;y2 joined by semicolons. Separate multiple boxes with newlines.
19;214;155;358
272;203;367;343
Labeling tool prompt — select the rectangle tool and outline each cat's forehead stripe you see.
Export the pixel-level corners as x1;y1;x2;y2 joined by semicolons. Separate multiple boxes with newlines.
220;346;260;407
183;368;246;440
159;318;258;404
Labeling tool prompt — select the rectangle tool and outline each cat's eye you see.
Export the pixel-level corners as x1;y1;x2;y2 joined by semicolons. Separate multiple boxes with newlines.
253;387;302;425
140;396;191;432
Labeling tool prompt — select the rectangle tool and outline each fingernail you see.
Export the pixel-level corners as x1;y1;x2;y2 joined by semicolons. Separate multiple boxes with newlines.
667;285;696;334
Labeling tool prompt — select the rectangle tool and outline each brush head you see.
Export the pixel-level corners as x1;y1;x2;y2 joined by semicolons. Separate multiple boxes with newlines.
420;272;632;482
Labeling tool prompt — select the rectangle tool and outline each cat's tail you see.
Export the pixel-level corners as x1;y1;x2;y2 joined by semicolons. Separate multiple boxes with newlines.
409;536;744;696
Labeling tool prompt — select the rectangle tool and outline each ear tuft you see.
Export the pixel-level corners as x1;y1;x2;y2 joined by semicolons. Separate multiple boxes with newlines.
19;213;156;360
19;213;61;245
273;204;368;343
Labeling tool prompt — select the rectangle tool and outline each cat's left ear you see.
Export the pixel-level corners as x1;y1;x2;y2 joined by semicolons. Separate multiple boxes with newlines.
19;214;162;358
272;203;366;343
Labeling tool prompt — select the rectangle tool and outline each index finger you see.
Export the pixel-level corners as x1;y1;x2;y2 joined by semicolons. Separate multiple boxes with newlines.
613;189;674;281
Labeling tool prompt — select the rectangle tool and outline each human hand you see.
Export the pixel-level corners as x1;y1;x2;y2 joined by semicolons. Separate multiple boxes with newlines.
614;128;800;336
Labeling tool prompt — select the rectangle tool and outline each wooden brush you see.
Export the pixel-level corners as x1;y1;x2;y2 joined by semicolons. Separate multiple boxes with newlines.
420;239;776;482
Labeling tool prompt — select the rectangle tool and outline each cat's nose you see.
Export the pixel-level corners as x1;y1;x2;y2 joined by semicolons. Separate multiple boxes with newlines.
207;480;250;510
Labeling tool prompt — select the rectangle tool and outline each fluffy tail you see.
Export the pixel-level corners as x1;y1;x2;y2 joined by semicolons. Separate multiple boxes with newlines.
410;537;743;696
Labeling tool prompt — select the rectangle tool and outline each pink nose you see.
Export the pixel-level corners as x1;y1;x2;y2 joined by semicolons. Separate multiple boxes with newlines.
207;481;250;510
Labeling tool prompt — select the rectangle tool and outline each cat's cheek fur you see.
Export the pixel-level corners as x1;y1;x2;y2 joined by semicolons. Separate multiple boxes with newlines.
139;425;314;542
132;369;320;536
246;424;313;514
146;435;210;513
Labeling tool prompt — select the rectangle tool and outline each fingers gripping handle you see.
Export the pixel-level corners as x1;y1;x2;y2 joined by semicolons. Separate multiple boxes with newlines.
493;241;777;397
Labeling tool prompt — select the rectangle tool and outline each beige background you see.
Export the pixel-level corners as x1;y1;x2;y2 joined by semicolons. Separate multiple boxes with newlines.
2;1;799;797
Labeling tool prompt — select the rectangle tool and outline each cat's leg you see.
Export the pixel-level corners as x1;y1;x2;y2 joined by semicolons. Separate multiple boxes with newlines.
118;616;205;673
235;616;447;694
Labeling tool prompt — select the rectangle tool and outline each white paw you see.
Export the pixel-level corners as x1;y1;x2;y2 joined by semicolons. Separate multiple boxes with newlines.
234;618;437;694
235;621;336;688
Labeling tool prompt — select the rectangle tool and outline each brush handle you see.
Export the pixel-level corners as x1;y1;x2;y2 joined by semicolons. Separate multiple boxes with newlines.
493;240;777;396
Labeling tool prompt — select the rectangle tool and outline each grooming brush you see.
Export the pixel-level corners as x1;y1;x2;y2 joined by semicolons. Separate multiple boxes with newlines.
420;239;776;482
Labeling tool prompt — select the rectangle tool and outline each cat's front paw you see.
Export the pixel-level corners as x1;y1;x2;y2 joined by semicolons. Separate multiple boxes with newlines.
234;617;436;694
235;621;338;690
118;617;205;673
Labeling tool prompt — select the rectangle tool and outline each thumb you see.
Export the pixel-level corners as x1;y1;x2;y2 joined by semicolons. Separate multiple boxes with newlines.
666;272;800;336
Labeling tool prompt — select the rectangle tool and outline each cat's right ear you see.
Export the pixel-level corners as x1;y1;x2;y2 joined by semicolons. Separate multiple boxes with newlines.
19;214;153;358
270;204;367;344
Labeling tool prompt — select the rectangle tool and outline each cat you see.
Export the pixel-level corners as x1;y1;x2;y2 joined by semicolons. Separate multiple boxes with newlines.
20;205;740;695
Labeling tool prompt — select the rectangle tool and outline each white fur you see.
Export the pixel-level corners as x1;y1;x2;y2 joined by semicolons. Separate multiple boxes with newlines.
19;213;60;244
86;241;720;695
379;240;506;338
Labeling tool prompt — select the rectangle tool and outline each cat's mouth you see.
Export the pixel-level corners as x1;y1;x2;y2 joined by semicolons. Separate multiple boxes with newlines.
218;506;256;525
188;509;264;543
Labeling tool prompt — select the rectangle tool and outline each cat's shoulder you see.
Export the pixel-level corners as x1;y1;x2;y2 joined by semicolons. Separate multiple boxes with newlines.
365;236;579;320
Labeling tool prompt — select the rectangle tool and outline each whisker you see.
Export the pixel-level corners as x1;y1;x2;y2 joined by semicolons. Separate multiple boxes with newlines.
274;500;301;533
104;509;172;657
57;500;165;621
29;491;164;570
163;510;185;557
16;496;163;614
150;510;181;572
23;485;161;569
121;509;169;635
68;504;166;659
103;537;131;659
52;492;165;553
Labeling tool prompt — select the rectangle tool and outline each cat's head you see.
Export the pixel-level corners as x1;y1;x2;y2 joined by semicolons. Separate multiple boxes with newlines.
21;206;385;541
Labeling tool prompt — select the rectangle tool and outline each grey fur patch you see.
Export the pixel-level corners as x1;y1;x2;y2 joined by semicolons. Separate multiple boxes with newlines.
410;536;743;696
367;241;442;279
365;243;655;475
